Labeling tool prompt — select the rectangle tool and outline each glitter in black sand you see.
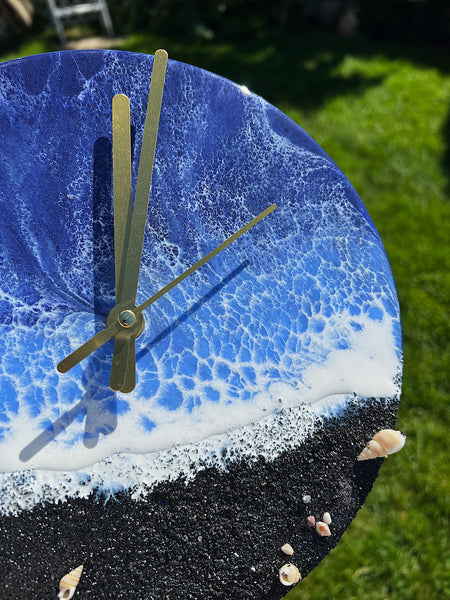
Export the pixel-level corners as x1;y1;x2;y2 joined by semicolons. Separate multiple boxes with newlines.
0;398;399;599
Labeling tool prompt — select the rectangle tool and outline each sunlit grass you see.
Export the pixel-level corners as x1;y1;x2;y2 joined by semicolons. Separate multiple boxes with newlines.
1;26;448;600
282;45;449;600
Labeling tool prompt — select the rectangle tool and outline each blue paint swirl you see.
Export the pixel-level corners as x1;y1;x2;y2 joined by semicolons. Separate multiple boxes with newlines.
0;50;402;473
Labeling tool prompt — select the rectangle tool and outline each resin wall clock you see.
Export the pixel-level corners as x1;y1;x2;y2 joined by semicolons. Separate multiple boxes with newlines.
0;49;403;599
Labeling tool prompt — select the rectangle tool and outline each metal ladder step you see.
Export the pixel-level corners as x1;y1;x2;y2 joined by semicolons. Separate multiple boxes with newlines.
46;0;114;45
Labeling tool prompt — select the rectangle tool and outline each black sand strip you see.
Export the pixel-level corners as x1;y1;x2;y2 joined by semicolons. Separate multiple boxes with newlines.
0;398;398;599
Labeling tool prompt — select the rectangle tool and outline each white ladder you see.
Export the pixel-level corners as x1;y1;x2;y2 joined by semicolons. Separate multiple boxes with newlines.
46;0;114;45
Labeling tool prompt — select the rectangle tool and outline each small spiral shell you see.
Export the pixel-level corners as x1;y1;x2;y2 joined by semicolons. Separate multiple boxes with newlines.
279;563;301;586
357;429;406;461
58;565;83;599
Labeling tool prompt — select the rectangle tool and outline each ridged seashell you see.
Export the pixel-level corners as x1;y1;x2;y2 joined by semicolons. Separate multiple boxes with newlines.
58;565;83;599
357;429;406;461
306;515;316;528
322;512;332;525
281;543;294;555
279;563;301;586
316;521;331;536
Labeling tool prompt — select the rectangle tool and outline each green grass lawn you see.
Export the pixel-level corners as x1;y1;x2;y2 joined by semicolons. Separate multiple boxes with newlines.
2;24;449;600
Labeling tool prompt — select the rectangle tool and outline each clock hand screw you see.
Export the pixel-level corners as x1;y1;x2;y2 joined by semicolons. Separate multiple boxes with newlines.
118;310;137;328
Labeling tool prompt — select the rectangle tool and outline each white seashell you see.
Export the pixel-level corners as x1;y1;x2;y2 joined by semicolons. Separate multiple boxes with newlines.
316;521;331;536
58;565;83;599
373;429;406;454
279;563;301;586
357;429;406;461
322;512;332;525
281;543;294;555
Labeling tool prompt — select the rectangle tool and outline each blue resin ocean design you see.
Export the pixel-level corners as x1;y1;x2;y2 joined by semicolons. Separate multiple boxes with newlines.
0;51;401;493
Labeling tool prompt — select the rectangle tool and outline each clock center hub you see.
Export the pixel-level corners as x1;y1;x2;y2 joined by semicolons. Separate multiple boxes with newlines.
106;305;145;338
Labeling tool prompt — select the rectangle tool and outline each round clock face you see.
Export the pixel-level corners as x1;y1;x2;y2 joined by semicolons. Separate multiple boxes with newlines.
0;50;402;599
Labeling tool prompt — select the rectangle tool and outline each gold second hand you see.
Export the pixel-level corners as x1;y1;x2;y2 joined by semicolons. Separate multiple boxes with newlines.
57;203;276;374
134;204;277;317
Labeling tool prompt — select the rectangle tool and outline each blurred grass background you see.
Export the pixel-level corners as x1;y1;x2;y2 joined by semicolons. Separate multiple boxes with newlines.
1;1;449;599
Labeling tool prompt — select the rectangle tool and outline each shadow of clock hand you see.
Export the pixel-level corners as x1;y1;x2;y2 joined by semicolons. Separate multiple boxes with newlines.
92;136;115;316
19;343;118;463
19;400;87;462
80;349;118;449
19;260;249;463
136;259;249;362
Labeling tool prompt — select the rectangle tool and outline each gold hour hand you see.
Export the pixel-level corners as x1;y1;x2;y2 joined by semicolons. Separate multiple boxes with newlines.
111;92;134;391
112;93;132;301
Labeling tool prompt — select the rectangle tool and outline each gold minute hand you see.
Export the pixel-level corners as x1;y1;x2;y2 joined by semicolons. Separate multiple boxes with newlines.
109;49;168;393
111;93;135;392
116;48;168;306
56;204;276;375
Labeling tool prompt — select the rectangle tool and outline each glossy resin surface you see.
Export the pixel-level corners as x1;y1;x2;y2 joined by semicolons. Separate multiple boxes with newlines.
0;51;401;501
